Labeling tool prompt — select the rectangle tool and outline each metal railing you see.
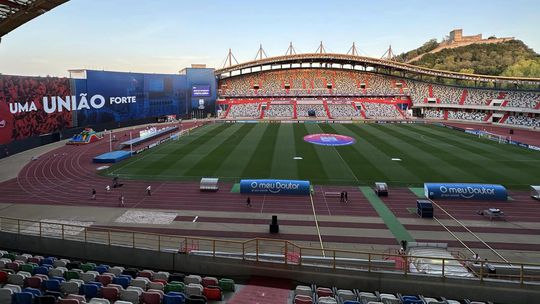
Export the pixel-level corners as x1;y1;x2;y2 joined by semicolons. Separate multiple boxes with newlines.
1;216;539;285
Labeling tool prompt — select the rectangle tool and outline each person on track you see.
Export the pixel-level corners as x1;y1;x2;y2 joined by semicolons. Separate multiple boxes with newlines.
91;188;96;200
119;194;125;207
246;197;251;207
146;185;152;196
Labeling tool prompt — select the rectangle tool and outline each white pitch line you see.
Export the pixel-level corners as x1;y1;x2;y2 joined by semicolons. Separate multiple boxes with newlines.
310;193;326;258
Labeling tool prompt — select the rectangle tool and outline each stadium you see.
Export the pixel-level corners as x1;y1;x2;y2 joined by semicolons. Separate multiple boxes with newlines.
1;1;540;304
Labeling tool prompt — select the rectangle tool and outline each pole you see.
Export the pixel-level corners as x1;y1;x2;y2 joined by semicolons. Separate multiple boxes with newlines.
129;131;133;154
109;131;112;152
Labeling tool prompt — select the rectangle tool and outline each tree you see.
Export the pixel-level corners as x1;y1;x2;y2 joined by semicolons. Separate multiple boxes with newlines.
502;59;540;78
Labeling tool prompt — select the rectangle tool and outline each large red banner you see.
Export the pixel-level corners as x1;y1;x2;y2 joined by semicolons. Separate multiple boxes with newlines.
0;75;72;144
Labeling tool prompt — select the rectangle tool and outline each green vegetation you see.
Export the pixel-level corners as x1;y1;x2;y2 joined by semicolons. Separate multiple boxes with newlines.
395;39;439;62
104;123;540;189
407;40;540;76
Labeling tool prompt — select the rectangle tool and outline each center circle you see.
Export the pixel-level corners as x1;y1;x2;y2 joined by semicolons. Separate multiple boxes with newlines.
303;133;356;146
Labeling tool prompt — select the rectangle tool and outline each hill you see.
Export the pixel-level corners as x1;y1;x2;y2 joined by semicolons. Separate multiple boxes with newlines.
399;39;540;77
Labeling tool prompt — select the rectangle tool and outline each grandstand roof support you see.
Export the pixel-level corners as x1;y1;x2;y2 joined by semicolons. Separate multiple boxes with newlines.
315;41;327;54
222;48;239;69
254;44;269;61
381;45;396;61
347;42;359;56
285;42;297;56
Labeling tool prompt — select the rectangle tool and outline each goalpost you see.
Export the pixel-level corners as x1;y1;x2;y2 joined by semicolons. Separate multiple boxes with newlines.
478;131;507;144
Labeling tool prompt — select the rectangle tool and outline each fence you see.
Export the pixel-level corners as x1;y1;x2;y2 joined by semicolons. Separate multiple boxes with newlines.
1;216;539;285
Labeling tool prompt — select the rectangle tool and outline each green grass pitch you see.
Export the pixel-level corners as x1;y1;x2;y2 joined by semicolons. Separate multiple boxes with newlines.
104;122;540;189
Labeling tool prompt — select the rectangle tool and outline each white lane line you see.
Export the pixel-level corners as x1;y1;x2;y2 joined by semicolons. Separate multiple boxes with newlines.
310;193;326;257
192;216;199;223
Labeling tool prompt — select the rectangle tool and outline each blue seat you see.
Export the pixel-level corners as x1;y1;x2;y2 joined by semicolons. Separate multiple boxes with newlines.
41;258;55;266
12;292;34;304
95;265;109;274
112;276;131;289
164;293;186;304
81;283;99;299
34;266;50;275
23;288;42;297
88;281;103;288
44;279;61;292
50;276;65;283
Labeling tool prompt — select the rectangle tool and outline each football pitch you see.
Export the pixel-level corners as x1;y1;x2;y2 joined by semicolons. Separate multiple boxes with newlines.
105;122;540;188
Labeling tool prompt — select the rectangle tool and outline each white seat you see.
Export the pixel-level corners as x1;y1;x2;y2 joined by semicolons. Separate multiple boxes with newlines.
153;271;169;281
337;289;356;301
81;272;96;283
147;282;163;291
61;281;81;295
2;284;22;293
130;278;148;290
367;302;384;304
49;267;66;278
15;255;28;263
16;271;31;278
120;289;140;304
8;273;25;286
53;259;69;268
89;298;111;304
184;274;201;285
317;296;337;304
113;301;133;304
126;286;143;295
0;288;14;304
108;267;124;277
184;283;203;296
295;285;312;297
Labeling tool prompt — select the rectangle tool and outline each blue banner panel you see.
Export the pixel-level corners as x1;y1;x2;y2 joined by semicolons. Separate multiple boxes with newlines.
424;183;507;201
240;179;311;195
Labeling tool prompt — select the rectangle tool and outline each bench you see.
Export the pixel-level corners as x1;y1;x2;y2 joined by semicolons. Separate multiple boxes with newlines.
324;192;341;198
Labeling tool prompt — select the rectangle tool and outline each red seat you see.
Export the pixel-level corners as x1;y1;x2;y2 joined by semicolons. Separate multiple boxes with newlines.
25;276;43;289
0;271;8;284
203;286;222;301
138;271;153;279
101;286;119;302
97;274;113;286
27;257;42;264
294;295;313;304
6;262;20;272
152;279;167;285
201;277;218;287
316;287;333;297
142;291;161;304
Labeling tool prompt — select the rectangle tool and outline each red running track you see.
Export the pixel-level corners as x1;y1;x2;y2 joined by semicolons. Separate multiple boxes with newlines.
443;122;540;146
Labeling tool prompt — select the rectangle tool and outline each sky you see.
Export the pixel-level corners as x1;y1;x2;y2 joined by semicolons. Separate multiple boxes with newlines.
0;0;539;77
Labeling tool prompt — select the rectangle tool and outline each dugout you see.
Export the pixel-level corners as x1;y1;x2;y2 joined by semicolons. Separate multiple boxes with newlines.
374;182;388;196
200;178;219;192
531;186;540;201
417;200;433;218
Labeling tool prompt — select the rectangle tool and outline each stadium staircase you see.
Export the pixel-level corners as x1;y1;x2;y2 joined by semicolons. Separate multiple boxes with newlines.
428;84;434;98
484;113;492;122
227;276;292;304
394;105;406;118
499;113;510;124
259;103;266;119
536;103;540;110
293;101;298;119
443;110;449;120
223;105;232;119
323;101;332;119
501;100;509;107
459;89;468;105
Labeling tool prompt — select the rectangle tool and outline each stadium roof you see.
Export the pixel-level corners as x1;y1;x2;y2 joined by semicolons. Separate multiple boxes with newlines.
0;0;68;38
215;53;540;86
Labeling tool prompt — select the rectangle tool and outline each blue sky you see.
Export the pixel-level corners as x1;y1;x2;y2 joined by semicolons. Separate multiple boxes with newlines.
0;0;539;77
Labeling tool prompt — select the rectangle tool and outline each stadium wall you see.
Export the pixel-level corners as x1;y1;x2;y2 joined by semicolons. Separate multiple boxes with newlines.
0;69;217;158
1;231;539;304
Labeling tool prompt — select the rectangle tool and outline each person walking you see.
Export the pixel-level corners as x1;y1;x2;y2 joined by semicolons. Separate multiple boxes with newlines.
91;188;96;200
119;194;125;207
340;191;344;202
345;191;348;203
246;197;252;207
105;185;111;194
146;185;152;196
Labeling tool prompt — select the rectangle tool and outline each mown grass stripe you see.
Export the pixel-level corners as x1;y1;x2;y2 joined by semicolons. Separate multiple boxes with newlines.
409;187;426;198
241;124;280;178
270;124;299;179
293;124;329;183
185;123;256;177
359;186;414;244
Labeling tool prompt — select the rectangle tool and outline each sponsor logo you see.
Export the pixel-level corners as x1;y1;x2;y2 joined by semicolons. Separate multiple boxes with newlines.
9;94;137;114
249;181;300;194
439;185;496;199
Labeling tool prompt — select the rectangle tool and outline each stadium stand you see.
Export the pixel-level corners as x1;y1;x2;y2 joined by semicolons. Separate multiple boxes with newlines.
265;103;294;118
504;91;540;109
363;103;403;119
327;104;360;118
423;109;444;119
226;103;261;118
296;103;327;118
505;114;540;128
447;110;488;122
